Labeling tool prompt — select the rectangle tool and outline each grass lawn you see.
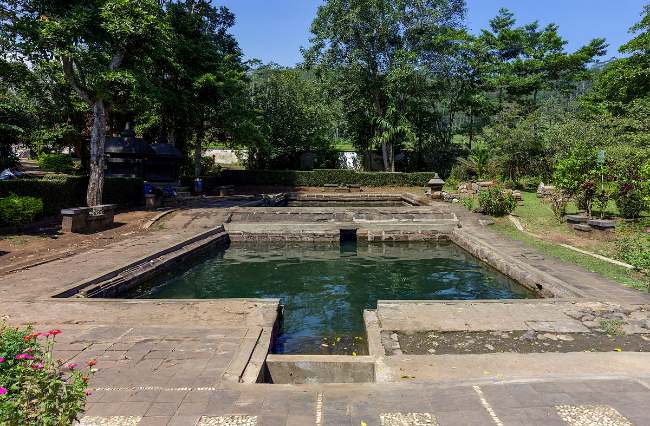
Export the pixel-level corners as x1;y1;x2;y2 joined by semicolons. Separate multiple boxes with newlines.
490;191;649;292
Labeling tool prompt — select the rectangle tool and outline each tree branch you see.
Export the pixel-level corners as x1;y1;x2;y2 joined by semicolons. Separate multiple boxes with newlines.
61;56;92;105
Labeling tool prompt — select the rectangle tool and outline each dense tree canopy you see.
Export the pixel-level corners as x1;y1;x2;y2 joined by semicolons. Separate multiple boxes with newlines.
0;0;648;207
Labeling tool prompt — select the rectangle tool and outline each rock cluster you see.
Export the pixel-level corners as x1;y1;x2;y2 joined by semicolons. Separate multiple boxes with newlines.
537;182;557;198
565;303;650;334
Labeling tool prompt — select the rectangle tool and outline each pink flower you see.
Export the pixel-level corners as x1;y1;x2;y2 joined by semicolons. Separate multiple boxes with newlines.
0;387;7;395
15;354;34;360
85;391;92;396
48;329;61;336
67;363;78;370
31;363;44;370
0;357;5;363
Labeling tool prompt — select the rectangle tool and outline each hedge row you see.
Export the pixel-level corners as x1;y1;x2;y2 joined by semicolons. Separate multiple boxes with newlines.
184;169;436;189
0;176;144;216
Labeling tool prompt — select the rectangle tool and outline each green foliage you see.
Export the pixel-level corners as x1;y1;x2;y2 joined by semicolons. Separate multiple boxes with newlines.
478;187;517;217
455;141;492;180
553;143;600;195
642;163;650;204
201;156;221;175
547;192;570;223
462;196;476;212
616;189;647;219
3;0;170;205
304;0;467;171
0;177;143;216
610;151;650;219
0;324;94;425
187;170;436;188
585;5;650;113
616;233;650;273
480;8;606;107
0;195;44;227
248;66;338;169
37;154;74;174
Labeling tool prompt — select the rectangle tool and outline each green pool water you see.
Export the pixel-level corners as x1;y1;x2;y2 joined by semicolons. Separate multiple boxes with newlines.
125;242;536;354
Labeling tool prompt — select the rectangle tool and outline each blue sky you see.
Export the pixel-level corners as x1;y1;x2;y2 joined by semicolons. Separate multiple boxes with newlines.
217;0;647;66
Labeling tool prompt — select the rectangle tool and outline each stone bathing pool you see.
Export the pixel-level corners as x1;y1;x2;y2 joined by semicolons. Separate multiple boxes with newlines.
123;241;536;355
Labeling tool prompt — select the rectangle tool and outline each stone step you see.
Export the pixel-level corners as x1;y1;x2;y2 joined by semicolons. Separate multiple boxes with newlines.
573;224;593;232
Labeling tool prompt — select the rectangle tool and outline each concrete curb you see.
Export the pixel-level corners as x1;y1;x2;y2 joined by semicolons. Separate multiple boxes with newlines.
143;208;178;230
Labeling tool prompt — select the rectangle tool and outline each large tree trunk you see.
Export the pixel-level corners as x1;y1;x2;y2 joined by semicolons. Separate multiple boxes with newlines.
381;141;389;172
87;99;106;207
194;118;204;178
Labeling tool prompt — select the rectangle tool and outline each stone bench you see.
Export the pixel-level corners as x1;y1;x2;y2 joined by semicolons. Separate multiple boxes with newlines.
567;216;616;232
61;204;117;233
588;219;616;231
566;215;589;224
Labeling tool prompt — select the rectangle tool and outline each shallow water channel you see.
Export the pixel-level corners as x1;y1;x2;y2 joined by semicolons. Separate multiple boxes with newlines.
124;242;536;354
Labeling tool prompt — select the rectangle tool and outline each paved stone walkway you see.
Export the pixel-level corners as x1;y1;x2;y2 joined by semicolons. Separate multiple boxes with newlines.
449;205;650;305
78;378;650;425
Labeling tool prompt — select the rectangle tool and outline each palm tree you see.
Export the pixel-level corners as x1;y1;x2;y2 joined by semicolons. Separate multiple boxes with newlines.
456;141;491;180
371;106;416;172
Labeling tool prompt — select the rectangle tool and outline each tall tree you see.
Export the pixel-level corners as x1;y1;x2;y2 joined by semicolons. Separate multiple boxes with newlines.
304;0;465;172
480;8;606;110
586;3;650;113
2;0;168;205
248;64;337;169
137;0;254;177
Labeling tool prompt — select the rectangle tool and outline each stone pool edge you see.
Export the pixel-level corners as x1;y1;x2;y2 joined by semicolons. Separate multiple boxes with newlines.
45;195;636;385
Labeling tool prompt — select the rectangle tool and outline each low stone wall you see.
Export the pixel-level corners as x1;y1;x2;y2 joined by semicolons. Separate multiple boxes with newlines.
450;228;583;299
54;226;231;298
266;355;376;384
227;228;451;243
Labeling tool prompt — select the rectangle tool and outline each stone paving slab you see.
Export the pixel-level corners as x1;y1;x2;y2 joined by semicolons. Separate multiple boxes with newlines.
379;352;650;384
0;300;279;329
1;299;280;389
376;300;590;333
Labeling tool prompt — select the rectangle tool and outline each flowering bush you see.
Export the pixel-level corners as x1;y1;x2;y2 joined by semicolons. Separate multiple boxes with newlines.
0;324;95;425
478;187;517;217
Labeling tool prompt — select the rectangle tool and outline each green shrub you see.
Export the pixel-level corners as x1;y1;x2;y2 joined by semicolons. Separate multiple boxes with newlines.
200;156;223;175
462;196;476;212
37;154;74;173
183;169;437;188
0;176;143;216
616;233;650;272
548;192;569;223
478;187;517;217
0;323;95;424
616;188;646;219
0;195;44;227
